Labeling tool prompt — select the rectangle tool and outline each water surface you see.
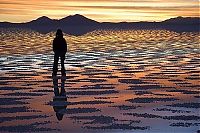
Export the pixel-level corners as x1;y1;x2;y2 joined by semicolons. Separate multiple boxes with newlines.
0;28;199;133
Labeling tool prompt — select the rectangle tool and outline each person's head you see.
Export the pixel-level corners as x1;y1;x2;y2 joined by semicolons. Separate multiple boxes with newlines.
56;112;64;121
56;29;63;37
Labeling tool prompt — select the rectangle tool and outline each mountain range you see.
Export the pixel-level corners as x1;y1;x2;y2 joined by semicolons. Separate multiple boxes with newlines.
0;14;199;35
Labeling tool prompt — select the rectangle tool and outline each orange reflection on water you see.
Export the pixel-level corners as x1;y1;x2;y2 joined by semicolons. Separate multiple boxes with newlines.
0;29;199;132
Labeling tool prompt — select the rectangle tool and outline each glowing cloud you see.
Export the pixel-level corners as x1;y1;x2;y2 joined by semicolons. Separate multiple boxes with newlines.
0;0;199;22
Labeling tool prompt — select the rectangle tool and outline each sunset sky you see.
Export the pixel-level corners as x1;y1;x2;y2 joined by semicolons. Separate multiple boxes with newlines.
0;0;199;22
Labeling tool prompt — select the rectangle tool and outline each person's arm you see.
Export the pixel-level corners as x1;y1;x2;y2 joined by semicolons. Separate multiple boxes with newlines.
63;39;67;53
53;39;56;53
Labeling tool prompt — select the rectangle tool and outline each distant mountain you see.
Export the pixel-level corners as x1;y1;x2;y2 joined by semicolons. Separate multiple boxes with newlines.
163;16;200;24
160;16;200;32
0;15;199;35
59;14;99;25
27;16;55;25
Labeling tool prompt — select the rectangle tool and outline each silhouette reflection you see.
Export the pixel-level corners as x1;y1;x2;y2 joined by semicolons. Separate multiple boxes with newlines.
52;76;67;121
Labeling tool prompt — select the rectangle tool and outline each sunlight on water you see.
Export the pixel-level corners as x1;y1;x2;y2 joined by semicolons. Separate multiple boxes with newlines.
0;28;199;55
0;28;199;133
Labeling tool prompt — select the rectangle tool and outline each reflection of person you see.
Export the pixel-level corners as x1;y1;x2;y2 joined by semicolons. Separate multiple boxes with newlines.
52;29;67;77
52;77;67;121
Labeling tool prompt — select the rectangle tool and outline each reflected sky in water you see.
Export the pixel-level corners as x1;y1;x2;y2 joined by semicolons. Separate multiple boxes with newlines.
0;29;199;133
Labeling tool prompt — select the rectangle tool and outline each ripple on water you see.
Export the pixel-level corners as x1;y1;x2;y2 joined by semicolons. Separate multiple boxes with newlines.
0;29;199;133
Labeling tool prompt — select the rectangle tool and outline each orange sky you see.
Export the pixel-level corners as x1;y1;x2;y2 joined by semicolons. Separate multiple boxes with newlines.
0;0;199;22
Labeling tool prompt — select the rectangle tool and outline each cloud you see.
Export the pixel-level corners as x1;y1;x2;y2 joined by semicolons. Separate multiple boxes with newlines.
0;0;198;22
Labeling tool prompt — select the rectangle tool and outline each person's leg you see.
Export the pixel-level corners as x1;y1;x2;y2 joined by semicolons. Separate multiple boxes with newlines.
53;77;59;96
60;77;66;96
61;54;66;76
53;53;59;76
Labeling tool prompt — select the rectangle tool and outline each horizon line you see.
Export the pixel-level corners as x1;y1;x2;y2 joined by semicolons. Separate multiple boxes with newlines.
1;14;199;24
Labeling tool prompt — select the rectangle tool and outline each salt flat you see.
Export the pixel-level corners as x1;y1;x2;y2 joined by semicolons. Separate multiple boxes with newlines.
0;29;199;133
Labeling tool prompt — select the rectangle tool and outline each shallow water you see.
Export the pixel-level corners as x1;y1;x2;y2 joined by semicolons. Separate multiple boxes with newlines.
0;28;199;133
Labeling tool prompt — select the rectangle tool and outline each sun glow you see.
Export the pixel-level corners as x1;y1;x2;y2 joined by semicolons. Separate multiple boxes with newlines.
0;0;199;22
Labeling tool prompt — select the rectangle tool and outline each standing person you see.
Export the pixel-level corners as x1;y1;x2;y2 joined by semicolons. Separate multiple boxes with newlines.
52;29;67;77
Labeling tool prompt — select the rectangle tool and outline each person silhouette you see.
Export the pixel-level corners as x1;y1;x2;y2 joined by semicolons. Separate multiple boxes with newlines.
52;29;67;77
52;76;67;121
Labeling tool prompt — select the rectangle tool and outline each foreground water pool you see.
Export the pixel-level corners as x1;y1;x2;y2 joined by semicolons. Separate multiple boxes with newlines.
0;29;199;133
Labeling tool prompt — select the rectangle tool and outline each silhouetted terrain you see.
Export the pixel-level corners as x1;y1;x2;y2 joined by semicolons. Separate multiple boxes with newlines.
0;14;199;35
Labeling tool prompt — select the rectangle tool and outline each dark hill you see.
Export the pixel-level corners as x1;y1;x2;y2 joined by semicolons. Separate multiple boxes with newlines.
59;14;99;25
163;16;200;24
0;15;199;35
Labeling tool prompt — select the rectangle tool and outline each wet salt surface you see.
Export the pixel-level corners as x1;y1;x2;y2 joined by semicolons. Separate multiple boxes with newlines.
0;28;199;133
